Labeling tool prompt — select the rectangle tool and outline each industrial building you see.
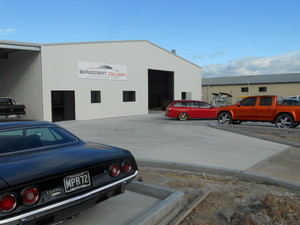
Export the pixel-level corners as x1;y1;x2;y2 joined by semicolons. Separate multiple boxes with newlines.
202;73;300;105
0;40;201;121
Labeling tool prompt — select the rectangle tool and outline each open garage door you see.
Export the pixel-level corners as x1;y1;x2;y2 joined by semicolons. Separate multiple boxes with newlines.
0;41;42;120
148;69;174;110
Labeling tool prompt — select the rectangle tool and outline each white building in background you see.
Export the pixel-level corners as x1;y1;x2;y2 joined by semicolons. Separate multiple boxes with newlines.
0;40;201;122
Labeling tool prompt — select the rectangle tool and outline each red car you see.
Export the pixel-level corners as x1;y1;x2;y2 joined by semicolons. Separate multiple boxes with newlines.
165;100;217;120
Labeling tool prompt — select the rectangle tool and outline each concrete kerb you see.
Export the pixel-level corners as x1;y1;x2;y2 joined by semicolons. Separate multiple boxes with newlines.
127;181;184;225
137;160;300;192
209;123;300;147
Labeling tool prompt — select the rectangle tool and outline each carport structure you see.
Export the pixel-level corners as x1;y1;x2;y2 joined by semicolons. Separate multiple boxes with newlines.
0;40;43;120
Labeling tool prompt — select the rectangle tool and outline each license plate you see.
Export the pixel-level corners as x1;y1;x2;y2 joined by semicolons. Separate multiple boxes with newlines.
63;171;91;193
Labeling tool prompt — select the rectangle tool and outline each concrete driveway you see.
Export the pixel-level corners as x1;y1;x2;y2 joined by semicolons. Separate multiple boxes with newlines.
57;112;288;171
56;112;299;225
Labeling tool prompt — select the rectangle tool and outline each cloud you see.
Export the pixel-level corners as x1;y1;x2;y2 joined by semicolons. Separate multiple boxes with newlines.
191;50;226;61
208;51;226;58
0;28;16;35
202;50;300;78
191;54;204;60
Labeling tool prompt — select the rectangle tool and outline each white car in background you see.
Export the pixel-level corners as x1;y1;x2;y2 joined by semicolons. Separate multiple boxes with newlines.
289;95;300;99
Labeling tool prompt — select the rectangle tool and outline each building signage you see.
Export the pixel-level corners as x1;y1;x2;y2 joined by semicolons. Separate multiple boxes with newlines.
78;61;127;80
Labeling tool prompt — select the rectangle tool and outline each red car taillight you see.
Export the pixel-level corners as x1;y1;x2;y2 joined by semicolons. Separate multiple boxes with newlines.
22;187;39;205
0;194;17;212
109;164;121;177
122;160;132;173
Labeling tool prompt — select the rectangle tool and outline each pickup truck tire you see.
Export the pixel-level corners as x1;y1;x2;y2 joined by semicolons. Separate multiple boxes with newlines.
178;112;188;121
217;112;232;125
275;113;294;129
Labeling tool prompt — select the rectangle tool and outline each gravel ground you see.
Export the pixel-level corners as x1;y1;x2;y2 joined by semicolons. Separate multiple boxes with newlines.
137;123;300;225
210;122;300;147
137;168;300;225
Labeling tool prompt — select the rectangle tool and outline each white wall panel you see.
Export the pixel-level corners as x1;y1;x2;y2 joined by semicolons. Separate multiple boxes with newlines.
41;41;201;121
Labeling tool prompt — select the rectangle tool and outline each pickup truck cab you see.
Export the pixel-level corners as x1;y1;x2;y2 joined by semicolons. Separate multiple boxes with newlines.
0;97;26;118
217;95;300;128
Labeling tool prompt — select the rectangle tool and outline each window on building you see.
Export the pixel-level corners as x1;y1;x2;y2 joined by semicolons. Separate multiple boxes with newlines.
241;87;248;92
181;92;192;100
259;97;272;106
91;91;101;103
123;91;136;102
259;87;267;92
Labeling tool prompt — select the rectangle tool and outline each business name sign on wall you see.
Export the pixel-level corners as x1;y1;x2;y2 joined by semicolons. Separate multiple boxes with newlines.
78;61;127;80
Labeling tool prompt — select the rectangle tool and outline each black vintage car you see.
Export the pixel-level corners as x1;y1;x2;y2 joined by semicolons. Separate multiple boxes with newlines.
0;98;26;118
0;121;138;225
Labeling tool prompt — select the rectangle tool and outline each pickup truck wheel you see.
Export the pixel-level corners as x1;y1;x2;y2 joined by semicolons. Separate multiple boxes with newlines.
178;112;188;121
218;112;232;125
275;113;294;129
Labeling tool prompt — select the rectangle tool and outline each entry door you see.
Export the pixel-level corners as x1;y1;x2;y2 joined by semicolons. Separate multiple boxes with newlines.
51;91;75;122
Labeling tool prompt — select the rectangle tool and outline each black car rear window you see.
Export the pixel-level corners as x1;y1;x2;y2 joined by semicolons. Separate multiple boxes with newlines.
0;127;78;154
0;98;11;105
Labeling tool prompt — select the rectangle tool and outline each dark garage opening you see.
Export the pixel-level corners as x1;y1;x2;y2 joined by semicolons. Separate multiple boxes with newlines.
148;69;174;110
51;91;75;122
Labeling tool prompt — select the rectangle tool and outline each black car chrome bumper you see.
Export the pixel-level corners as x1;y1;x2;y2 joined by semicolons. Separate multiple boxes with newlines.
0;171;138;225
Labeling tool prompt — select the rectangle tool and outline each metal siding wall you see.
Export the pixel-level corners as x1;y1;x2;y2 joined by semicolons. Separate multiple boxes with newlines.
202;83;300;104
138;42;202;101
0;51;43;120
41;42;201;121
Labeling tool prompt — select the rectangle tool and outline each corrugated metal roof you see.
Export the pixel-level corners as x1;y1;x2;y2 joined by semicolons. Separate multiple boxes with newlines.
0;40;41;47
42;40;202;69
202;73;300;86
0;40;41;53
0;39;201;68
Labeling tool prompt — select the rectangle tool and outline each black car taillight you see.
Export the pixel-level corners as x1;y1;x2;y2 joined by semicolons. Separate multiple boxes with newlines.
22;187;39;205
109;163;121;177
121;160;132;173
0;193;17;212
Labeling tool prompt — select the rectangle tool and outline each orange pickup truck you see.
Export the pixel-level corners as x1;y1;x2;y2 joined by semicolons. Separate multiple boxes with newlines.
217;95;300;128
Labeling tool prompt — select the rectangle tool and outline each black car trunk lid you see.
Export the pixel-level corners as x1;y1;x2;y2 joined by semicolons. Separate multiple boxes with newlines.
0;142;131;187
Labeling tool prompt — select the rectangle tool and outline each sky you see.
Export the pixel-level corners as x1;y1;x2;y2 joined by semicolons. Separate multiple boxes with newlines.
1;0;300;77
